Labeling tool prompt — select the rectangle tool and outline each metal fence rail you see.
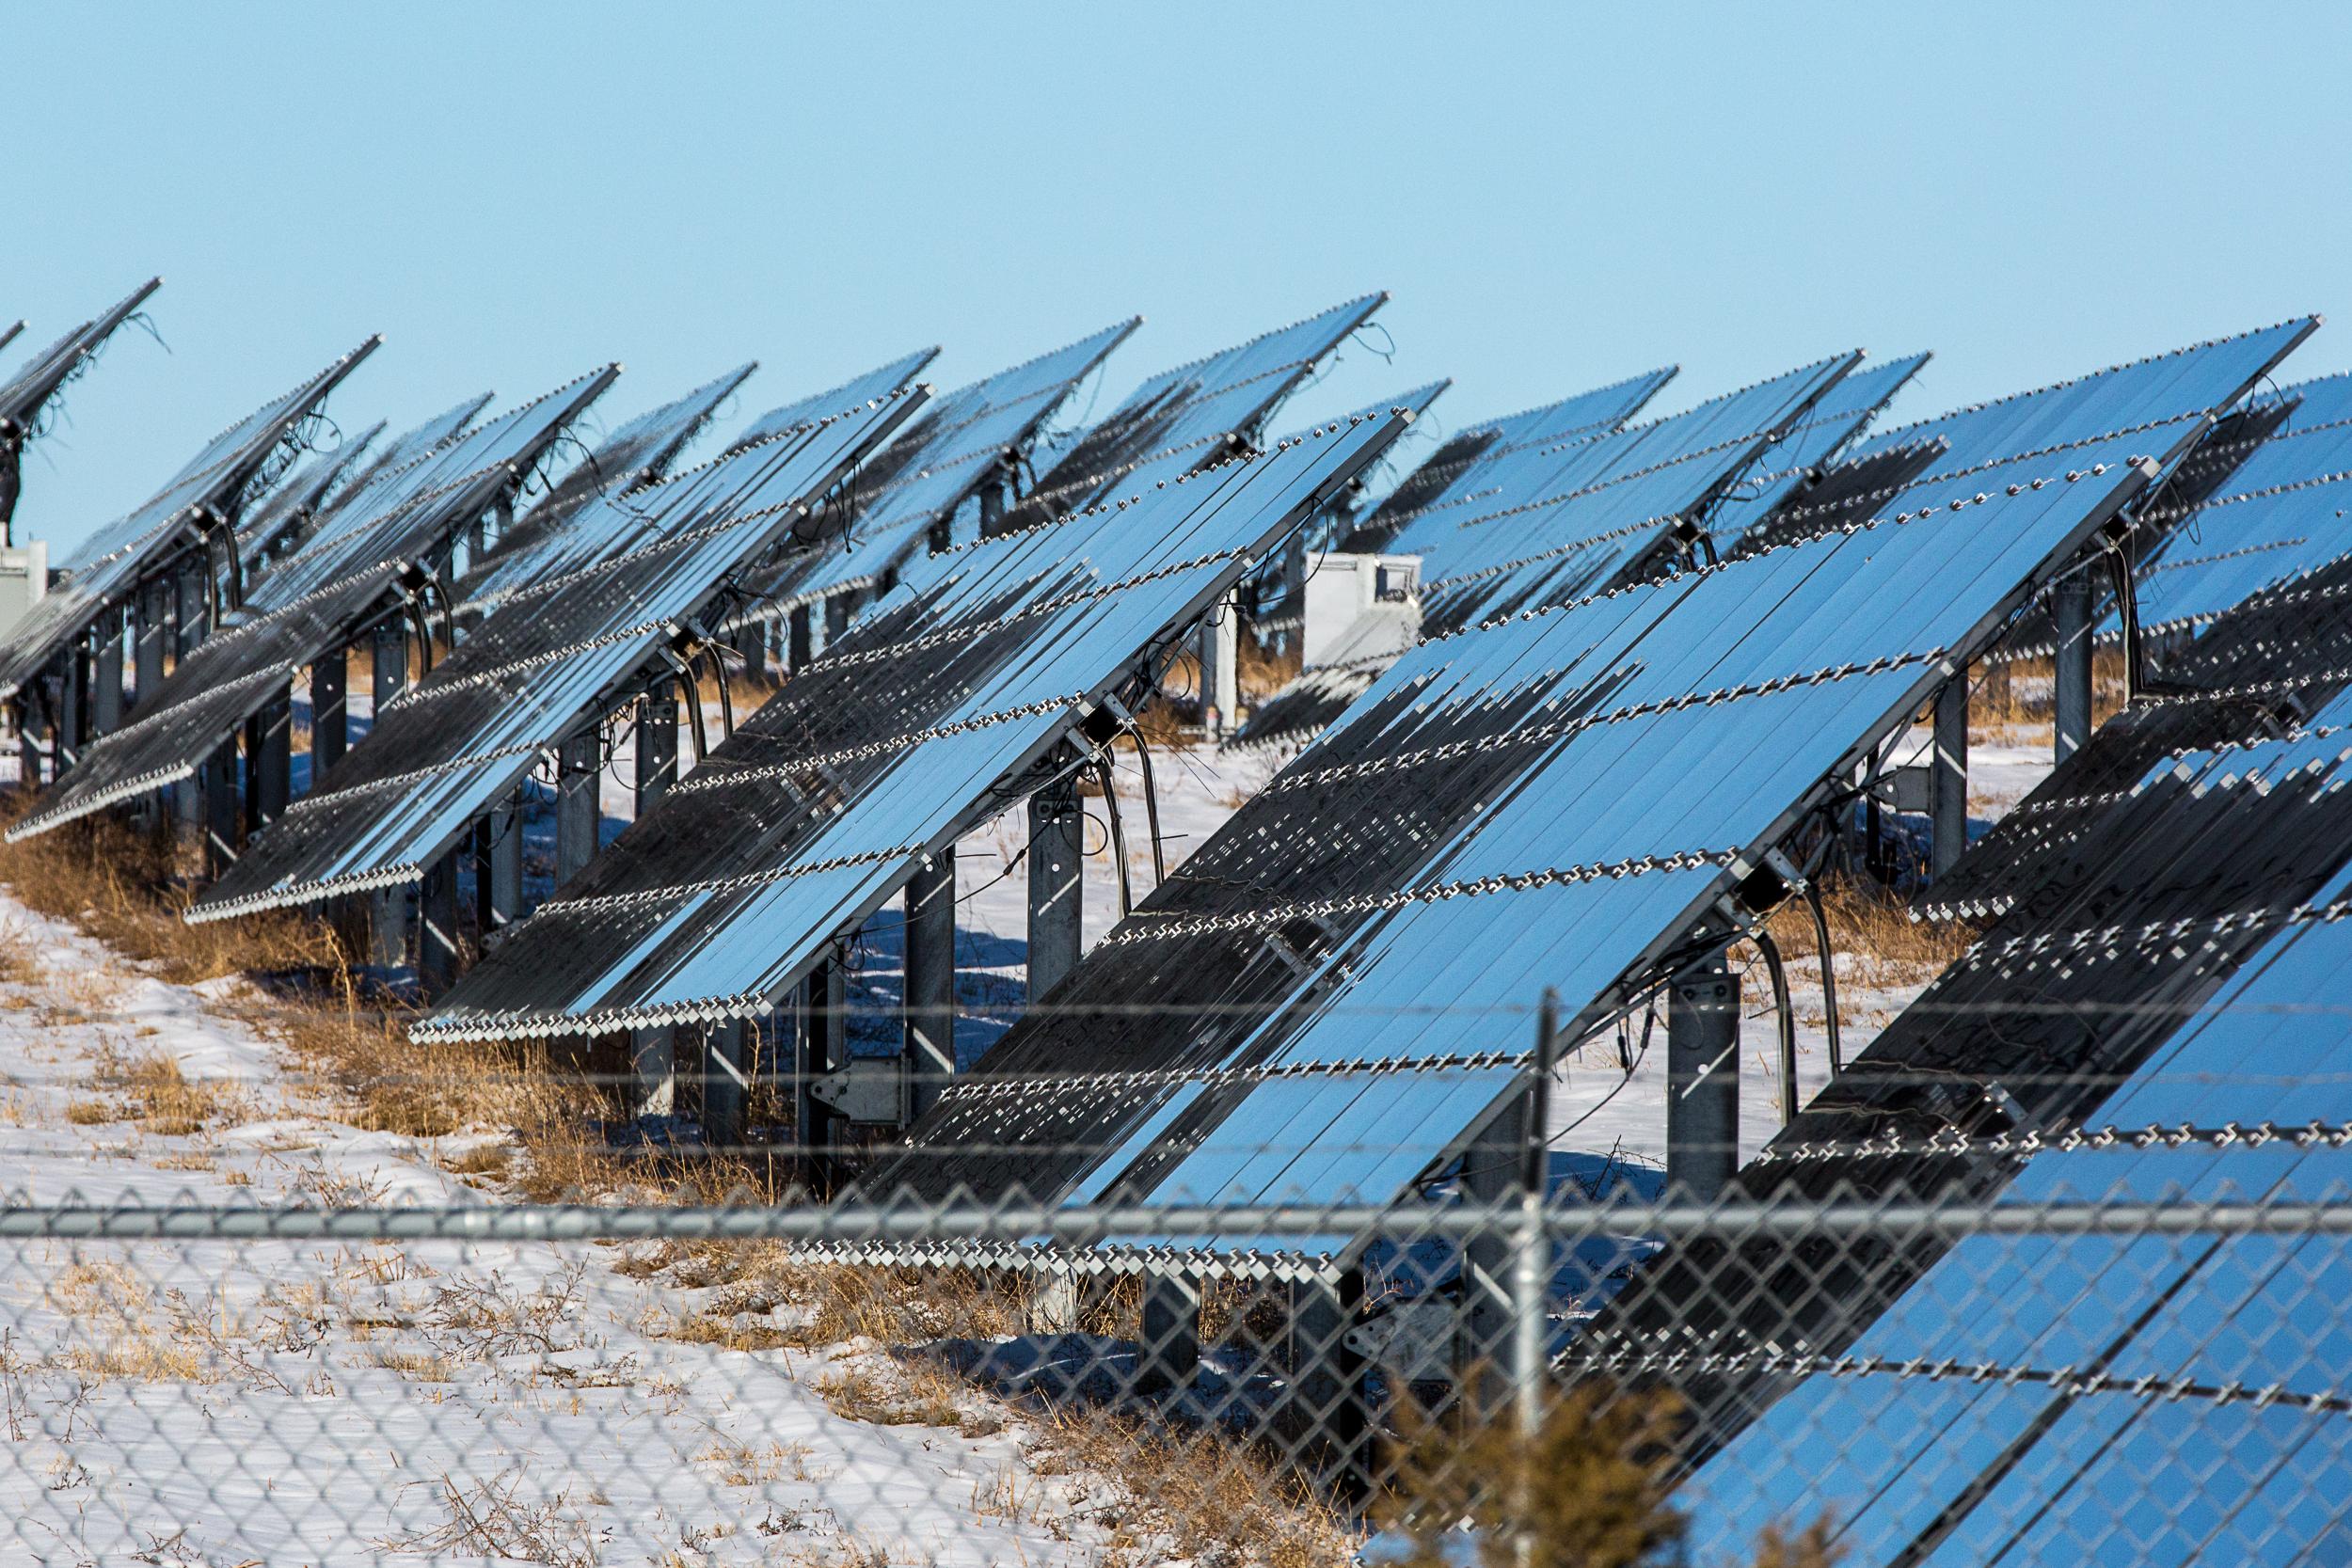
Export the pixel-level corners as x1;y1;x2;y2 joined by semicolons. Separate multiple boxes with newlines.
0;1188;2343;1565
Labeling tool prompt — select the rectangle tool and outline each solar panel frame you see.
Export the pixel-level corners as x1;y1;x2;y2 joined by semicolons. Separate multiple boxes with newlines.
0;277;161;447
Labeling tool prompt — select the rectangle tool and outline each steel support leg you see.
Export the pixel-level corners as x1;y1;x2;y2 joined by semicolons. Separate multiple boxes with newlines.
793;958;848;1193
1283;1272;1367;1488
1134;1272;1202;1397
1199;592;1239;736
823;593;850;648
554;729;601;887
202;741;239;879
702;1018;750;1156
903;846;957;1125
1666;945;1740;1200
418;848;461;995
1026;775;1084;1005
133;582;167;714
310;649;348;778
473;794;521;941
787;606;813;670
1931;674;1969;879
1456;1090;1531;1407
2054;571;2092;762
635;679;678;814
56;646;85;775
91;612;123;736
244;686;293;837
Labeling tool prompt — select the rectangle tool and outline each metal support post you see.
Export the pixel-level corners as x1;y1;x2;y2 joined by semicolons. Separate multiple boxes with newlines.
373;617;408;710
473;794;521;941
91;611;123;736
630;1027;675;1119
310;649;348;777
1025;772;1084;1005
201;741;239;879
14;696;42;790
243;685;293;836
1284;1271;1367;1489
175;560;208;657
2054;570;2093;762
635;678;678;813
793;957;849;1192
1457;1091;1531;1404
56;644;86;775
823;593;851;647
133;582;167;712
787;605;813;670
702;1017;750;1155
1931;673;1969;879
1666;943;1740;1201
417;848;460;995
735;620;768;683
1199;592;1240;736
902;846;957;1124
554;729;601;887
1134;1272;1201;1397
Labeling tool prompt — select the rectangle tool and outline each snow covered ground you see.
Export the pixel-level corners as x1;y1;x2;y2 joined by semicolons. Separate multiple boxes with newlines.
0;893;1269;1566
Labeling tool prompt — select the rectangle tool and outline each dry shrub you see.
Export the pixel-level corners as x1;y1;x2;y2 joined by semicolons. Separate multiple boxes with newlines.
0;928;38;986
93;1045;246;1135
650;1243;1022;1350
1040;1404;1357;1568
1759;875;1977;989
814;1362;972;1431
1379;1384;1837;1568
1238;629;1301;701
0;809;339;984
63;1100;117;1126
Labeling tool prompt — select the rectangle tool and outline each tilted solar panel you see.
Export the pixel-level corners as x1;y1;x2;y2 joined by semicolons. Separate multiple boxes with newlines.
731;318;1141;617
452;363;761;622
1405;353;1862;635
1648;732;2352;1564
0;277;161;452
0;335;382;704
732;347;938;449
852;436;2177;1233
3;367;619;841
233;422;387;562
994;295;1388;531
410;404;1418;1044
1338;365;1679;553
240;392;497;582
187;384;929;920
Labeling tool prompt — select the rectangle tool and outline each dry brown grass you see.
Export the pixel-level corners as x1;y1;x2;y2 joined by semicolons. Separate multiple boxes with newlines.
1758;874;1977;990
0;810;340;985
641;1243;1025;1350
1970;649;2128;745
814;1362;974;1431
1238;630;1301;702
94;1044;247;1135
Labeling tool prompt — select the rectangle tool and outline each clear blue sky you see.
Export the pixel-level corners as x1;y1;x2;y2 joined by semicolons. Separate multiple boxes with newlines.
7;3;2350;554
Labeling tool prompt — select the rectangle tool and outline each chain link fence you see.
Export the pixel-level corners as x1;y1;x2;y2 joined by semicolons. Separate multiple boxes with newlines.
2;1185;2343;1565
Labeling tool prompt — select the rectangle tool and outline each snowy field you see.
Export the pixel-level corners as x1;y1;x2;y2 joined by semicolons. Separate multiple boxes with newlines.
0;893;1297;1566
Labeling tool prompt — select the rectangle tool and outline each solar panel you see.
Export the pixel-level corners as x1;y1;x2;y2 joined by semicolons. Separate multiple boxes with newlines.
1339;367;1680;554
3;366;618;841
452;363;761;622
409;404;1418;1044
993;295;1388;531
852;323;2316;1260
232;421;386;564
1404;353;1863;635
732;347;938;449
185;384;929;921
1653;730;2352;1564
1236;356;1915;751
725;319;1141;623
0;334;381;705
240;391;496;584
0;277;163;534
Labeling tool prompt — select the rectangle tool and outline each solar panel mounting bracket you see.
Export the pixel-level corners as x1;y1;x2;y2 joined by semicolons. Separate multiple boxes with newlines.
808;1056;909;1127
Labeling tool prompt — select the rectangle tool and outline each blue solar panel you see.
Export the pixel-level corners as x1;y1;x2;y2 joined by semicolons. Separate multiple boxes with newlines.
190;385;930;920
1401;353;1861;631
5;367;620;841
413;404;1418;1043
732;347;938;448
1679;842;2352;1565
0;277;160;444
745;319;1141;613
